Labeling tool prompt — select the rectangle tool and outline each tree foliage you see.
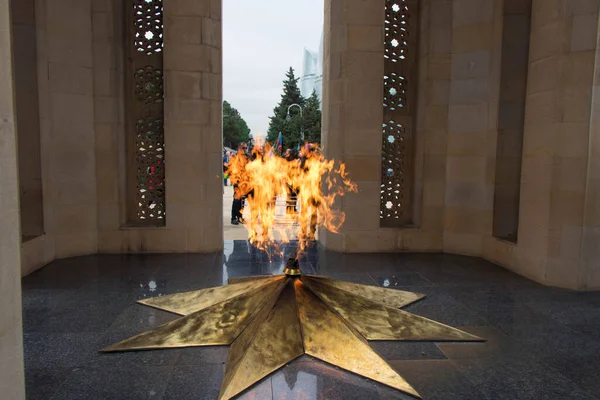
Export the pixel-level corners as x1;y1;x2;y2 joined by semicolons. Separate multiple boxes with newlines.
266;67;306;150
266;68;322;151
303;90;321;144
222;101;251;149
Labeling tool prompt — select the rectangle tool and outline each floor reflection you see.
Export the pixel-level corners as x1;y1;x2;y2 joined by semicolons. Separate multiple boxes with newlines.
273;368;317;399
21;245;600;400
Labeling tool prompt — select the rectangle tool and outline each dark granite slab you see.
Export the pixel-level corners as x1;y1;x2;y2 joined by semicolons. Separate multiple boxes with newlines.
22;241;600;399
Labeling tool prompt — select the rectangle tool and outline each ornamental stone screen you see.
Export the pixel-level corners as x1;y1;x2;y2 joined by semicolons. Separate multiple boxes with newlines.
127;0;166;224
380;0;418;227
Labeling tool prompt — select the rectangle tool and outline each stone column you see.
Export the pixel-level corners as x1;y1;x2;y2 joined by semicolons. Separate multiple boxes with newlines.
320;0;451;252
482;0;600;290
41;0;98;258
93;0;124;250
96;0;223;253
163;0;223;252
584;11;600;289
520;0;600;288
10;0;44;239
0;0;26;396
321;0;390;252
443;0;503;256
543;2;600;289
407;0;453;251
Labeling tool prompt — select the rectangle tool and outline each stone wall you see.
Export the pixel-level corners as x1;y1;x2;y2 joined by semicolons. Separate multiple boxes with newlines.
36;0;98;261
0;0;26;396
492;0;531;242
20;0;223;274
320;0;600;289
320;0;451;252
12;0;600;289
483;0;600;290
443;0;503;256
584;7;600;289
10;0;44;240
94;0;223;253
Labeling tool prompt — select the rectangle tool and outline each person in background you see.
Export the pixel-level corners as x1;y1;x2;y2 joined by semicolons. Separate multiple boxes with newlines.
231;143;249;225
223;151;231;186
285;149;299;215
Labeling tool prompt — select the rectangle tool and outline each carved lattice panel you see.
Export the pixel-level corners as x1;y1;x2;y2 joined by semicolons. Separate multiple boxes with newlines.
136;117;165;220
383;73;407;111
381;120;408;220
381;0;418;226
134;66;164;103
134;0;163;55
126;0;165;224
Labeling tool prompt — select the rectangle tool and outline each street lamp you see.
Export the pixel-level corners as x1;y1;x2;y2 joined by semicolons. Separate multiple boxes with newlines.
286;103;304;142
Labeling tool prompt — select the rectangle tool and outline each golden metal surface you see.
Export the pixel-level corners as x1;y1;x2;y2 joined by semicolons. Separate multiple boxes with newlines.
220;279;304;400
227;275;276;285
295;280;421;398
102;273;484;398
303;277;483;342
100;279;286;351
283;267;302;276
307;275;425;308
140;275;283;315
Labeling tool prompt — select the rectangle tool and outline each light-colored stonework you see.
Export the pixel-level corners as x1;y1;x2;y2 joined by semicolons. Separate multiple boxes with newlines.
5;0;600;292
3;0;600;395
16;0;223;278
0;0;26;397
320;0;600;290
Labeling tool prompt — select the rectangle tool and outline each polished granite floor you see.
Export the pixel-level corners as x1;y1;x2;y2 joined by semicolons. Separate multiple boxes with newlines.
22;240;600;400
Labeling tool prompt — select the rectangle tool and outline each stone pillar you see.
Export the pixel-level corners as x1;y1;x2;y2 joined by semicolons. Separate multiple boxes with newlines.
584;10;600;289
482;0;600;290
408;0;452;251
40;0;98;258
0;0;26;396
163;0;223;252
321;0;389;252
492;0;531;242
93;0;124;250
10;0;44;239
321;0;451;252
443;0;503;256
520;0;600;288
96;0;223;253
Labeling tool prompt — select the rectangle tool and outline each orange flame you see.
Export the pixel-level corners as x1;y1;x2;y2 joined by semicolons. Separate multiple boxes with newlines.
226;141;357;254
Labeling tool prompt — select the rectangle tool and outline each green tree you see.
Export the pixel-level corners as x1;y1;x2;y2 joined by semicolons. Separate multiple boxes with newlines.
222;101;251;149
302;90;322;144
266;67;305;150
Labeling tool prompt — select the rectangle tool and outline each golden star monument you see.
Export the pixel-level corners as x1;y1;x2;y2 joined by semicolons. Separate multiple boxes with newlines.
101;256;483;399
102;144;483;398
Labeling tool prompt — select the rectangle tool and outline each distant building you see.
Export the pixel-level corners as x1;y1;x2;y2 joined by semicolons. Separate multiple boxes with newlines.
300;31;323;109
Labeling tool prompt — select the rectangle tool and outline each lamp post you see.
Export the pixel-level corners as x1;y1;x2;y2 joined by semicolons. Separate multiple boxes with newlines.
286;103;304;142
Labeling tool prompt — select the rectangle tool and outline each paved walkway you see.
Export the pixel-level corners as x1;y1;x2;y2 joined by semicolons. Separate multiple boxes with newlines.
222;184;302;241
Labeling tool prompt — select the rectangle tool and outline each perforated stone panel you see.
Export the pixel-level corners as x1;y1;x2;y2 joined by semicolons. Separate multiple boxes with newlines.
380;0;418;226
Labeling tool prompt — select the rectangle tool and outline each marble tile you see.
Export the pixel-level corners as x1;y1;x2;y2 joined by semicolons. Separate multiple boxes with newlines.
451;356;594;400
370;272;435;288
163;364;223;400
50;365;173;400
388;359;488;400
25;368;70;400
21;251;600;399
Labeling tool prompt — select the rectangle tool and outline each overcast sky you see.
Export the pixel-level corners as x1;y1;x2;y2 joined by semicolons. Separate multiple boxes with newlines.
223;0;324;140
